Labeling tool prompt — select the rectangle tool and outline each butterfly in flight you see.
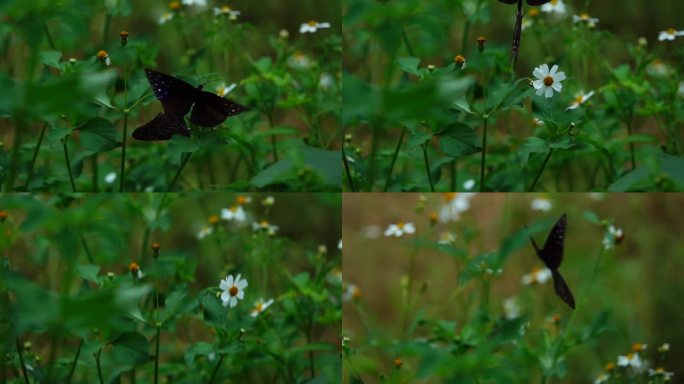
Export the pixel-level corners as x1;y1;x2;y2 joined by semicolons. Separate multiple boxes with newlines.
132;68;250;141
498;0;552;71
528;213;575;309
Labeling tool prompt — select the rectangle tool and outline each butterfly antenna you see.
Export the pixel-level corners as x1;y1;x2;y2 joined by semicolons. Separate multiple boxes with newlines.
525;225;541;252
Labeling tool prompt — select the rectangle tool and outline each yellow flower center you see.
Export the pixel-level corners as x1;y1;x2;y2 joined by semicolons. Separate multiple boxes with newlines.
221;5;231;12
626;353;634;360
236;196;249;205
254;302;263;312
209;215;219;225
260;220;270;228
656;367;664;373
352;286;361;299
443;192;456;202
580;13;589;20
632;343;644;352
529;9;539;17
667;28;676;35
308;20;318;26
550;0;558;4
128;262;140;272
454;55;465;65
97;50;108;59
605;362;615;371
229;286;238;296
169;1;181;10
574;94;584;104
397;222;405;229
230;206;238;213
544;75;554;86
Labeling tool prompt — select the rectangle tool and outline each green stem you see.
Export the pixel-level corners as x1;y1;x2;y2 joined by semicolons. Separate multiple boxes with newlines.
166;152;193;192
402;241;420;337
401;28;415;57
91;155;99;192
95;349;104;384
529;148;554;192
5;118;25;192
479;117;488;192
15;338;29;384
267;112;278;162
626;118;636;170
341;146;356;192
25;123;47;189
43;22;56;50
383;128;406;192
120;65;129;192
154;323;160;384
208;355;224;383
306;320;316;378
62;138;77;192
66;340;82;384
450;160;457;191
421;144;435;192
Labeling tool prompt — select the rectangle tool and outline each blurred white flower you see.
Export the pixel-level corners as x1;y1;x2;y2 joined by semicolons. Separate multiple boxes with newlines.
594;373;608;384
384;222;415;237
287;51;312;69
540;0;567;15
215;83;236;97
300;20;330;34
503;297;521;319
572;13;599;28
220;274;248;308
338;239;342;250
250;298;274;317
327;268;342;284
319;73;334;90
463;179;475;191
104;172;117;184
658;343;670;352
159;12;174;25
567;90;595;110
252;220;279;235
262;196;275;206
602;225;624;250
531;197;552;212
648;367;674;379
128;262;144;279
439;193;476;223
197;226;213;239
221;205;246;223
343;283;361;301
182;0;206;6
617;353;642;370
437;232;456;245
522;267;552;285
532;64;566;98
658;28;684;41
213;5;240;18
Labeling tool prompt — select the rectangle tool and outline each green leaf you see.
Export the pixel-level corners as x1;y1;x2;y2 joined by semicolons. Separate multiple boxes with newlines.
549;135;575;150
407;132;432;149
437;122;479;157
518;137;549;165
583;210;601;225
78;117;119;155
251;146;340;188
111;332;153;367
397;57;421;76
608;153;684;191
167;135;200;166
75;264;100;283
40;51;62;69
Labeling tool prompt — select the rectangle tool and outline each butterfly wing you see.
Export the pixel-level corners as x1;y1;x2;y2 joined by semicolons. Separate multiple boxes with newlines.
540;213;567;269
132;113;190;141
145;68;198;117
189;91;250;127
498;0;519;4
526;0;552;5
551;269;576;309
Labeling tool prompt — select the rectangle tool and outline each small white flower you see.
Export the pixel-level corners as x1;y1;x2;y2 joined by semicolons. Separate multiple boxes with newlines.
252;220;279;235
250;298;274;317
602;225;623;250
215;83;236;97
197;226;213;239
439;193;476;223
532;64;566;98
594;373;608;384
159;12;174;25
658;28;684;41
182;0;206;6
540;0;567;15
646;60;670;77
572;13;599;28
213;5;240;18
343;283;361;301
221;205;246;223
503;297;521;319
287;51;312;69
617;353;642;370
567;90;595;110
279;29;290;39
319;73;334;90
338;239;342;250
129;262;144;279
437;232;456;245
522;267;552;285
104;172;117;184
327;268;342;284
658;343;670;352
262;196;275;206
384;222;415;237
299;20;331;34
463;179;475;191
220;274;248;308
208;352;216;362
531;197;552;212
648;367;674;379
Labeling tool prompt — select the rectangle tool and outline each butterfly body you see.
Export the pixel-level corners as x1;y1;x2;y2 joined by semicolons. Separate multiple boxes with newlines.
529;213;575;309
498;0;552;70
132;68;249;141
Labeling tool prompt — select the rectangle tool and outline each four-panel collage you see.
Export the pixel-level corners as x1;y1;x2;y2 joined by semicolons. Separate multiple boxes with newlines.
1;0;683;383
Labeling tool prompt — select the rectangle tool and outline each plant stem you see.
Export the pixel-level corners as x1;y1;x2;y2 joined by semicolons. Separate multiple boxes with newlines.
383;128;406;192
208;355;224;383
341;146;356;192
479;117;488;192
25;123;47;190
306;319;316;378
267;112;278;162
154;323;160;384
5;118;26;192
15;338;29;384
66;340;82;384
95;349;104;384
450;160;457;191
91;155;99;192
401;28;415;56
529;148;554;192
120;64;129;192
421;143;435;192
626;118;636;170
62;138;77;192
402;241;420;337
166;152;193;192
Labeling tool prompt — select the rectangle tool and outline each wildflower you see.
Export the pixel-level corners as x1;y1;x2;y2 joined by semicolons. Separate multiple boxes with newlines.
159;12;174;24
566;90;595;110
540;0;567;16
394;358;403;368
503;297;521;319
252;220;279;235
632;343;647;353
547;313;561;325
572;13;599;28
658;343;670;352
262;196;275;206
327;268;342;284
221;205;246;223
120;30;129;46
197;226;213;239
151;242;161;259
209;215;219;225
617;353;642;370
454;54;466;69
318;244;328;254
128;262;144;279
300;20;330;34
213;5;240;19
220;274;248;308
646;59;670;77
605;363;616;372
522;8;539;30
463;179;475;191
522;266;552;285
287;51;311;69
476;36;486;52
437;232;456;245
279;29;290;39
168;1;182;10
250;298;274;317
532;64;566;98
182;0;207;6
594;373;609;384
638;37;648;46
96;50;111;66
384;222;415;237
439;193;476;223
319;73;334;90
343;283;361;301
215;83;236;97
658;28;684;41
648;367;674;379
235;196;251;205
602;225;623;250
531;117;545;127
104;172;117;184
531;197;552;212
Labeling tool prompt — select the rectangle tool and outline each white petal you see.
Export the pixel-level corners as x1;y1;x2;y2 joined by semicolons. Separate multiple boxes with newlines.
237;279;248;289
545;87;553;98
221;291;230;302
237;290;244;299
226;275;234;286
532;79;545;90
533;67;545;79
549;64;559;75
318;22;330;28
554;71;566;82
219;279;229;290
551;82;563;92
229;297;237;307
536;87;545;96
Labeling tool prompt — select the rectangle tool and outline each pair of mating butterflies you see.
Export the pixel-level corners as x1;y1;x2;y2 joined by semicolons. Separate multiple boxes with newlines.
132;69;249;141
529;213;575;309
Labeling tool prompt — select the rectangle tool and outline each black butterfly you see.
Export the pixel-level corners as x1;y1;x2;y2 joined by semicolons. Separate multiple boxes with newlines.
132;68;249;141
498;0;552;70
528;213;575;309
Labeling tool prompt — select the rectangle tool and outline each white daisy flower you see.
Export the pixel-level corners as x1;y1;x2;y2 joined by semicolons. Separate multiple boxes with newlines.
182;0;206;6
343;283;361;301
159;12;174;25
104;172;117;184
531;197;552;212
439;193;476;223
648;367;674;379
503;297;521;319
532;64;566;98
572;13;599;28
602;225;624;250
252;220;279;235
221;205;246;223
197;226;213;239
384;222;415;237
437;232;456;245
658;343;670;352
658;28;684;41
213;5;240;18
522;267;552;285
287;51;312;69
299;20;331;34
319;73;334;90
594;373;608;384
220;274;248;308
567;90;595;110
540;0;567;15
250;298;274;317
215;83;236;97
617;353;642;370
463;179;475;191
262;196;275;206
